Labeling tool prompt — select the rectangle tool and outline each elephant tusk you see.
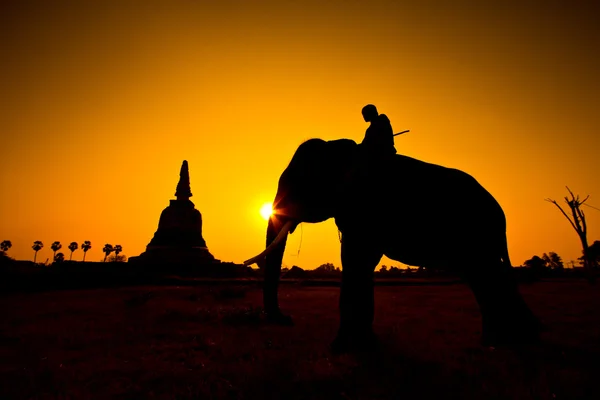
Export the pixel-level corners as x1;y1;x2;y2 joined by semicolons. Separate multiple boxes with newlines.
243;220;294;266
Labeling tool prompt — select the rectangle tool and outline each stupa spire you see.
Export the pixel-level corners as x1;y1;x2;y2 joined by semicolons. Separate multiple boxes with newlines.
175;160;192;200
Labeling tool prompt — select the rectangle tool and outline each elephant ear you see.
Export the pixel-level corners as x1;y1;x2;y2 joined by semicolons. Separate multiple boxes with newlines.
330;140;371;202
341;168;355;185
333;165;361;205
341;159;368;186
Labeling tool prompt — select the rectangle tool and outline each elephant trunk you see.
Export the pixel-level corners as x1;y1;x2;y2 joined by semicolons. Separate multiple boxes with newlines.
263;215;290;315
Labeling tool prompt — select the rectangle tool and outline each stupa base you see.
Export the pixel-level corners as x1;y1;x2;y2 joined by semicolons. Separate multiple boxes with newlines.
128;246;220;266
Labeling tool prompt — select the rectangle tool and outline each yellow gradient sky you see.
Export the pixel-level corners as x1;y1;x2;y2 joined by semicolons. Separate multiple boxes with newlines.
1;1;599;268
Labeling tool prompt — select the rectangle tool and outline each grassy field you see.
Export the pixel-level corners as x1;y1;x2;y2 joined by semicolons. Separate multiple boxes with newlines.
1;281;599;399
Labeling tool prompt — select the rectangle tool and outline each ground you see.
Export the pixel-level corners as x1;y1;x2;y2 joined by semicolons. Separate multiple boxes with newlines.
0;281;599;399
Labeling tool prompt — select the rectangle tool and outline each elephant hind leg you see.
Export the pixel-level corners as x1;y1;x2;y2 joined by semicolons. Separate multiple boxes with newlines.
464;261;542;347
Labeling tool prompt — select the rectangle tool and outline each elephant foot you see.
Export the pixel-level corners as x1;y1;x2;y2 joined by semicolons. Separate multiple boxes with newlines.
329;336;348;354
265;311;294;326
330;330;379;354
481;323;543;348
482;334;541;348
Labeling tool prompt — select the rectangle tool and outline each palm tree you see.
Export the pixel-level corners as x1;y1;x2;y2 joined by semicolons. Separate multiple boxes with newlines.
54;252;65;263
113;245;123;262
102;244;114;262
81;241;92;261
32;241;44;263
68;242;78;261
50;241;62;262
0;240;12;254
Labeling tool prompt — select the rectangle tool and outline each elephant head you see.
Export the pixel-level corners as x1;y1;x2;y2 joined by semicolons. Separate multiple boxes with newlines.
245;138;358;321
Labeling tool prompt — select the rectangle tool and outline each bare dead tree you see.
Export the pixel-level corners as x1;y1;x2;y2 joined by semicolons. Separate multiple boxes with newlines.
546;187;596;283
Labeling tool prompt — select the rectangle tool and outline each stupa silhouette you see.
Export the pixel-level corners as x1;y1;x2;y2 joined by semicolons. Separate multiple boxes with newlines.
129;160;219;266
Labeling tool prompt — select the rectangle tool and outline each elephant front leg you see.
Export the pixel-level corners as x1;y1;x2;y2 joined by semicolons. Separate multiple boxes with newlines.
332;232;383;353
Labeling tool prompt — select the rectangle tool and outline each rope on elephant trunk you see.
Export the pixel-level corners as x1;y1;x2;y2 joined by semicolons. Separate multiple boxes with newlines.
296;223;303;256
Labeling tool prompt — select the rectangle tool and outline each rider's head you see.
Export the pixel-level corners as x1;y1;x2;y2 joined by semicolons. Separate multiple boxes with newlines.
362;104;378;122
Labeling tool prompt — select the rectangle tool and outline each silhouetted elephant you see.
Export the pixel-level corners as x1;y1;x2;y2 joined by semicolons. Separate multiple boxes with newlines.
245;138;542;352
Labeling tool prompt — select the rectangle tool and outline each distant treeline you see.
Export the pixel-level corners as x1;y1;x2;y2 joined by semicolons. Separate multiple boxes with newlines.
1;250;597;294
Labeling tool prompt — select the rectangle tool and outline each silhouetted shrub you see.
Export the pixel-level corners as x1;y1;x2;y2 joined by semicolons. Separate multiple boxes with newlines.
283;265;307;279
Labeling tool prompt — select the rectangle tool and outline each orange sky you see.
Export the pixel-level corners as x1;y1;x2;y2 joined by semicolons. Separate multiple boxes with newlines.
1;1;599;269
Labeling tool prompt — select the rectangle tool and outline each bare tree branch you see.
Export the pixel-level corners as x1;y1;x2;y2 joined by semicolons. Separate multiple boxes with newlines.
577;207;587;236
566;186;575;200
583;203;600;212
571;203;584;236
545;198;578;233
549;187;595;284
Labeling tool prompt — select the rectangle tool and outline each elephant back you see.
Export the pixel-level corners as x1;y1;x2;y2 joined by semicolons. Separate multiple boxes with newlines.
386;154;505;229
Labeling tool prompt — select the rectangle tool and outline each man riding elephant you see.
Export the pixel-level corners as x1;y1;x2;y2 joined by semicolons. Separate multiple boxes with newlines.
360;104;397;157
354;104;398;184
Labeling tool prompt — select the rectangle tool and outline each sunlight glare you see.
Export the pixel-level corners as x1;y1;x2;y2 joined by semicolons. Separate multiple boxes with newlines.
260;202;273;221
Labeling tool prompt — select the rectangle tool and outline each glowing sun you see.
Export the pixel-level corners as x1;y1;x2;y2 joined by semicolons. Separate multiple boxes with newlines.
260;202;273;221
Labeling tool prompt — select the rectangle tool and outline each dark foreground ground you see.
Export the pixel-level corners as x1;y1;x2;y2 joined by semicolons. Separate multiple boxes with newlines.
1;281;599;399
